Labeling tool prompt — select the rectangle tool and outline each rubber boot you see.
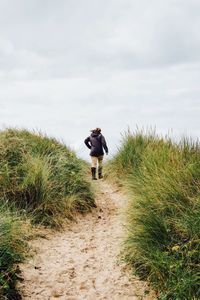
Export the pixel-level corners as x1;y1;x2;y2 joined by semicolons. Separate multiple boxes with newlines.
98;167;103;179
91;167;97;180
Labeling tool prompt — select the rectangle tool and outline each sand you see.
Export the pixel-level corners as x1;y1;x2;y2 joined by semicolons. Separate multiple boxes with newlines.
18;181;156;300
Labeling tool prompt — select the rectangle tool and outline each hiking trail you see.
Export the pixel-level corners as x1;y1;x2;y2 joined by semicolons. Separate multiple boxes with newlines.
18;181;156;300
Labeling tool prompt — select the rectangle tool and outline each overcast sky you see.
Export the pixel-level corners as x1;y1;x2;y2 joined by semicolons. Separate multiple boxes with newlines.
0;0;200;159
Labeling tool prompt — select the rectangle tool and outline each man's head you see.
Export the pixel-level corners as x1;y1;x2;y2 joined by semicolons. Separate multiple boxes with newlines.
91;127;101;134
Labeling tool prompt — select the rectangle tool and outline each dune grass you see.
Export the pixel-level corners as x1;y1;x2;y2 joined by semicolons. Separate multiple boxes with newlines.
107;129;200;299
0;128;95;298
0;128;95;226
0;209;28;300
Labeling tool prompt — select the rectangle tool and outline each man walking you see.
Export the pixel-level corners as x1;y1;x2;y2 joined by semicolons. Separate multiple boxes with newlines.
84;128;108;180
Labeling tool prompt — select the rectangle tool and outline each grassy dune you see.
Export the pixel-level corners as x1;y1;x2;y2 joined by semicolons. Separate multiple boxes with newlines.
0;128;95;299
107;129;200;299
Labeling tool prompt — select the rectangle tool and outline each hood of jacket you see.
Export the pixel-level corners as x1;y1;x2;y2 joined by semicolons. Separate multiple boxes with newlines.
91;132;100;138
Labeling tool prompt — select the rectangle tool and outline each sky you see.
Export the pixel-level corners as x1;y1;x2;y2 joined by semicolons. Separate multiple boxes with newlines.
0;0;200;160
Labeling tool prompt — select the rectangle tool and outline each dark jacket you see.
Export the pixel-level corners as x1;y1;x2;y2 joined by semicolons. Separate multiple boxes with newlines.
84;133;108;157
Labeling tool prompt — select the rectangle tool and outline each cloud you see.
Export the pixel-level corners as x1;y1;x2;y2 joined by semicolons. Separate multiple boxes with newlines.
1;0;200;78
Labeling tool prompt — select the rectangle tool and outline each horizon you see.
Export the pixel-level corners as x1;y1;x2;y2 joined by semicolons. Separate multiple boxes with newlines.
0;125;199;162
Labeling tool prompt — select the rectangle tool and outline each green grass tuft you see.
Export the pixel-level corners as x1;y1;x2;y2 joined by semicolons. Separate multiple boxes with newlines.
0;128;95;227
0;209;28;299
108;129;200;299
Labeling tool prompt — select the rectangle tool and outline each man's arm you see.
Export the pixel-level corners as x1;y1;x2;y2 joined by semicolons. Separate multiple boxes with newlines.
101;135;108;154
84;137;91;149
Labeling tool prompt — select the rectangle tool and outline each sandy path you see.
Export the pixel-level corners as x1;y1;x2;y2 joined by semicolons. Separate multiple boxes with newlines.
19;181;156;300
